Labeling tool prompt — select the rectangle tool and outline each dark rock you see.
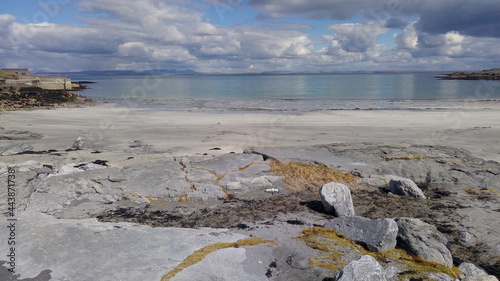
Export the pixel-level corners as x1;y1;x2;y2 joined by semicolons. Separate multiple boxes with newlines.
324;216;398;252
395;218;453;268
439;68;500;80
389;176;426;198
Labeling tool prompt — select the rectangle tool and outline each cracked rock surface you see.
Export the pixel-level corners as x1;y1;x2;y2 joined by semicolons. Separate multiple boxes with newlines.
1;143;499;280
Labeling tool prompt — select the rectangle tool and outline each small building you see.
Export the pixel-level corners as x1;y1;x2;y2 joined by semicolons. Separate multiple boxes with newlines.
0;68;31;77
1;68;74;90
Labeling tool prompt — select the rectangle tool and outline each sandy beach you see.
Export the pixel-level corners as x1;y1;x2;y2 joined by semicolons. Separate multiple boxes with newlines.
1;100;500;280
2;100;500;163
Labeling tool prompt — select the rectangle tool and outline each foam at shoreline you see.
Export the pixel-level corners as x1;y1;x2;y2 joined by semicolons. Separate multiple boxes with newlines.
98;98;500;113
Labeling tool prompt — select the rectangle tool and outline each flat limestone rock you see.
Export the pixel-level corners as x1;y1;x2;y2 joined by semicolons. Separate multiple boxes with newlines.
190;153;264;175
334;255;387;281
0;143;34;156
324;216;398;252
0;129;43;140
250;143;500;191
0;211;248;281
170;248;264;281
319;182;355;217
395;218;453;268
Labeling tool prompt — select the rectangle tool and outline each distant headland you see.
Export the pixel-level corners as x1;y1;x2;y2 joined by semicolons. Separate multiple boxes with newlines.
0;68;92;111
439;68;500;80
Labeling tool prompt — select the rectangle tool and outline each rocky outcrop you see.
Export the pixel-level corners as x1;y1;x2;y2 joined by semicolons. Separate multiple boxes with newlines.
324;216;398;252
334;255;387;281
319;182;355;216
250;143;500;191
2;153;280;216
439;68;500;80
0;143;34;156
0;87;92;111
395;218;453;268
389;176;426;198
2;143;499;279
0;211;255;281
0;129;43;140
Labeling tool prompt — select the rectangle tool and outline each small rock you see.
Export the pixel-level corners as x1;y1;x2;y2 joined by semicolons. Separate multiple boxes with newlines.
48;164;85;177
72;136;88;150
324;216;398;252
458;231;476;246
319;182;355;216
334;255;387;281
395;218;453;268
389;176;426;198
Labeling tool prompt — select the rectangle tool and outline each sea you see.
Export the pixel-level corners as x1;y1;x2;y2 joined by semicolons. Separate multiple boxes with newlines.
70;72;500;111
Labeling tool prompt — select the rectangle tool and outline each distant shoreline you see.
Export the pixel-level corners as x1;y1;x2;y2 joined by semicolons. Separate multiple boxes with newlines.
438;68;500;80
0;87;94;112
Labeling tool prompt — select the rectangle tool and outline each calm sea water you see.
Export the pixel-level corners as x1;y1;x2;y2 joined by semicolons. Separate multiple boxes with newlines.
71;72;500;101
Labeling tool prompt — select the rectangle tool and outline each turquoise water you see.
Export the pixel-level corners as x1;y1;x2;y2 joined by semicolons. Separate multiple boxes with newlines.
71;72;500;101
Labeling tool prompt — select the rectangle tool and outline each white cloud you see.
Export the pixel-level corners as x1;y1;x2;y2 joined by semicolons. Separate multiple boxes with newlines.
250;0;500;38
327;21;388;52
395;24;418;49
0;0;499;72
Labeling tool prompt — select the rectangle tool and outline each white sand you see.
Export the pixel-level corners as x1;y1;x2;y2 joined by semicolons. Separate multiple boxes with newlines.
1;101;500;165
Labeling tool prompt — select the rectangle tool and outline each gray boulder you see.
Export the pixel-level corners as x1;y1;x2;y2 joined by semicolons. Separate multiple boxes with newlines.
324;216;398;252
334;255;387;281
459;262;499;281
395;218;453;268
389;177;426;198
319;182;355;216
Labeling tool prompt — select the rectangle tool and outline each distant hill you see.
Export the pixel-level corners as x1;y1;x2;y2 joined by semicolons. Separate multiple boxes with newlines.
35;69;198;76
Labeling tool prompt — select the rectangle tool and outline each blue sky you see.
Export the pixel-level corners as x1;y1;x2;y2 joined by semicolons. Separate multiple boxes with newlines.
1;0;499;72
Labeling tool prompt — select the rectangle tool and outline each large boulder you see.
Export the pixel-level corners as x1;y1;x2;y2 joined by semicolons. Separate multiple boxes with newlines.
395;218;453;268
334;255;387;281
389;177;426;198
324;216;398;252
319;182;355;216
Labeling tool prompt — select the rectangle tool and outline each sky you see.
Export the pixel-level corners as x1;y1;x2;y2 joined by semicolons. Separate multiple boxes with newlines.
1;0;499;73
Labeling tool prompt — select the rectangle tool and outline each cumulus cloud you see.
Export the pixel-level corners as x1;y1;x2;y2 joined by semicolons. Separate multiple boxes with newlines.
250;0;500;38
394;24;418;49
327;21;388;52
0;0;499;72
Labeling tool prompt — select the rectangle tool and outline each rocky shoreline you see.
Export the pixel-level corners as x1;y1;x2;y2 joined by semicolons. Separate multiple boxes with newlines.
1;101;499;280
0;86;93;111
1;141;499;280
439;68;500;80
